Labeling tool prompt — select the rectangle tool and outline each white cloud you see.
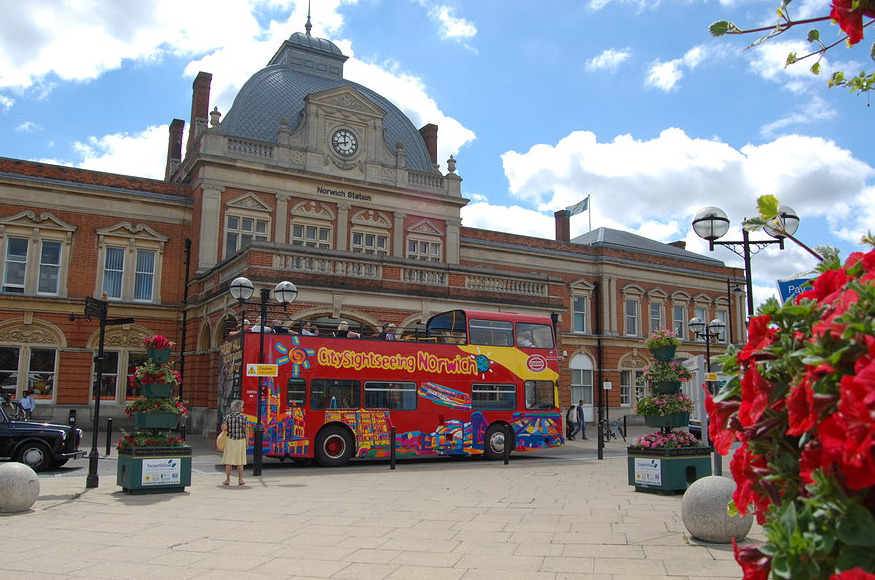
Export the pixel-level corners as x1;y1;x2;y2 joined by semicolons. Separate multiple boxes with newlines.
15;121;39;132
585;48;632;72
429;5;477;41
760;95;837;136
0;95;13;111
69;125;169;179
645;45;709;92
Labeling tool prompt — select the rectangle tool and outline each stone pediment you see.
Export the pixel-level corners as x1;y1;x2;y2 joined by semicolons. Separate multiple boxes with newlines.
407;219;442;237
96;222;169;242
227;192;271;212
291;200;335;221
310;86;386;118
351;209;391;228
569;278;595;292
0;210;76;233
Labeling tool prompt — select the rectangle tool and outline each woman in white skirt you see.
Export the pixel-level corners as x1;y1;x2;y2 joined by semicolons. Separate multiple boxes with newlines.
221;399;249;485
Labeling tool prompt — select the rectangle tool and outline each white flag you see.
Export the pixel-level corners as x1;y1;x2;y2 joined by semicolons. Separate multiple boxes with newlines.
565;196;589;217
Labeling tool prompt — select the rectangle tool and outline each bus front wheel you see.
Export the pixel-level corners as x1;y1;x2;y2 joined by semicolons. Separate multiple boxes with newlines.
484;424;512;461
315;426;353;467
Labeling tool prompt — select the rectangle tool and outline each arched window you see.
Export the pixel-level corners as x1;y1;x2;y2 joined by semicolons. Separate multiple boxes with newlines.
569;353;594;421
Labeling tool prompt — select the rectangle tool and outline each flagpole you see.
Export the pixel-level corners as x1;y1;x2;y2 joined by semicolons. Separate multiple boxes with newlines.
588;194;592;234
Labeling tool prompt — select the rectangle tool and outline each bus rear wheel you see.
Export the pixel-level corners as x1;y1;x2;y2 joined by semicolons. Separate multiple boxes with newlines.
484;424;512;461
315;426;353;467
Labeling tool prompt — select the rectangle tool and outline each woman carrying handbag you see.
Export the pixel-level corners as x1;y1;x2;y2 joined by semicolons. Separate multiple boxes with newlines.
221;399;249;485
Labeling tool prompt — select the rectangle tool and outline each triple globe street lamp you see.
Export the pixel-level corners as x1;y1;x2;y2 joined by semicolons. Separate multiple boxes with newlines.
689;316;726;476
691;205;800;320
229;276;298;476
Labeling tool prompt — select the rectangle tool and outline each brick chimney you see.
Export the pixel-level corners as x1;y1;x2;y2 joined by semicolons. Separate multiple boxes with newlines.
418;123;438;166
165;119;185;181
187;72;212;153
668;241;687;250
555;210;570;242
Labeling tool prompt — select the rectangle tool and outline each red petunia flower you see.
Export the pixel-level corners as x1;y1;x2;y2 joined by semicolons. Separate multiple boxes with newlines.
830;0;875;45
734;538;772;580
831;567;875;580
739;362;772;426
739;315;775;362
705;386;740;454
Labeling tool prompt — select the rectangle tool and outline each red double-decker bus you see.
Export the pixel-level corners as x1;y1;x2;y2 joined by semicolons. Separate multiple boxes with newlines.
217;309;563;466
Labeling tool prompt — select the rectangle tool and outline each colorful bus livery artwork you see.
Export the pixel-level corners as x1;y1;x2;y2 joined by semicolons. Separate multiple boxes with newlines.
218;309;564;467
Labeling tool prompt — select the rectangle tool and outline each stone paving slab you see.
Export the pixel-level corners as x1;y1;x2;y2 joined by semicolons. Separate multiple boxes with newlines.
1;434;760;579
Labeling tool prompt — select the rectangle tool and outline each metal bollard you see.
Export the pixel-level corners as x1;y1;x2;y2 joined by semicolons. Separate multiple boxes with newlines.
105;417;113;456
390;426;396;470
68;409;76;426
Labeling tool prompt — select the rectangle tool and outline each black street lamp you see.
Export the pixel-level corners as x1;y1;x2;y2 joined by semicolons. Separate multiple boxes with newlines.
726;279;744;345
692;205;799;319
689;316;726;476
229;276;298;476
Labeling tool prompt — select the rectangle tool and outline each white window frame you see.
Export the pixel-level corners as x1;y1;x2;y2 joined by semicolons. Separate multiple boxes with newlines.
572;295;588;334
716;309;729;344
351;228;388;256
96;223;167;303
0;345;58;401
624;298;639;337
0;212;73;297
673;304;687;341
406;236;442;262
225;213;269;257
620;369;645;408
649;302;664;336
291;221;332;249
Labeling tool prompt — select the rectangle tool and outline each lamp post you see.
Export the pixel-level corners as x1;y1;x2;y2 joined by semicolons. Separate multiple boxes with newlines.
689;316;726;476
229;276;298;476
692;205;799;319
726;279;744;345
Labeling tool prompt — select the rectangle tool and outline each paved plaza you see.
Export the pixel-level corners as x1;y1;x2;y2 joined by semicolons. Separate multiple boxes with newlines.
1;430;760;579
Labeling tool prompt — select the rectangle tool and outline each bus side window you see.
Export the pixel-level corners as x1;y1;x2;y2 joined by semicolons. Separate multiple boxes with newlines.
287;378;306;408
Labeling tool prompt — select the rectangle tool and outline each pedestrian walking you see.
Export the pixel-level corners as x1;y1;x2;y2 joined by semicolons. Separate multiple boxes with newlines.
569;399;588;440
565;405;577;440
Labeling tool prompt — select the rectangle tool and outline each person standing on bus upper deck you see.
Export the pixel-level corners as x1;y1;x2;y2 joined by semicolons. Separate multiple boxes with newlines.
271;319;290;334
250;317;273;334
334;321;360;338
569;399;588;440
378;323;397;340
301;321;318;336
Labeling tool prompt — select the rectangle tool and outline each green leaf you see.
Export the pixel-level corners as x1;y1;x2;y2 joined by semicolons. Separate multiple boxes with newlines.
807;28;820;43
757;195;779;220
811;62;820;75
836;503;875;546
710;21;731;37
786;52;798;66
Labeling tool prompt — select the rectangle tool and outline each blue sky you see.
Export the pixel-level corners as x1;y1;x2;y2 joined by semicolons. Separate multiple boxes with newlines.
1;0;872;308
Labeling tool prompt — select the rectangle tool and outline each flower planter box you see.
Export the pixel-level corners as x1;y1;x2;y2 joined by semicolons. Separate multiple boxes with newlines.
117;446;192;494
649;345;677;361
133;412;179;430
627;445;712;494
140;382;175;398
146;347;172;364
652;381;681;394
644;412;690;428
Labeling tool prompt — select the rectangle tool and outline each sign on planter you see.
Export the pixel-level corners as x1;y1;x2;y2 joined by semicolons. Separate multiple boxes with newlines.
634;457;662;485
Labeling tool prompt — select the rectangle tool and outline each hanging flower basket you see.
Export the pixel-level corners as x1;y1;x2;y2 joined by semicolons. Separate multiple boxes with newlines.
644;412;691;428
649;345;677;361
141;382;174;398
133;412;180;430
653;381;682;394
147;347;172;364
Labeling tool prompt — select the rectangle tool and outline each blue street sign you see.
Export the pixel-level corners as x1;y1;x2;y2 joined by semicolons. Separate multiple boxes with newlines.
776;277;813;304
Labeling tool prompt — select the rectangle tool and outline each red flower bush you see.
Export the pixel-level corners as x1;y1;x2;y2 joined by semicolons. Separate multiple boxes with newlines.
707;247;875;579
830;0;875;45
143;334;175;349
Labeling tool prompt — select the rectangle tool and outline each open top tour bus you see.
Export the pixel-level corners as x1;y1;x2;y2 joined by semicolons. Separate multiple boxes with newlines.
217;309;563;466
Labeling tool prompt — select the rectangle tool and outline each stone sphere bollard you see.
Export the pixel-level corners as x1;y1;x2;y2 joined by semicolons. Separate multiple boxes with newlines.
0;462;40;513
682;475;753;543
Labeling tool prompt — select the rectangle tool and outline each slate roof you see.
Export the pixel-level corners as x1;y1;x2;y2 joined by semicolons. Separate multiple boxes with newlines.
571;227;724;266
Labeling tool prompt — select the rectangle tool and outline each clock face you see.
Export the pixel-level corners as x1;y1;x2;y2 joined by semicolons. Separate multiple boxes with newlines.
331;129;358;157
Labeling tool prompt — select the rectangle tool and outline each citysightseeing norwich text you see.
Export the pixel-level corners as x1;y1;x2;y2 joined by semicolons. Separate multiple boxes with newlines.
317;347;479;375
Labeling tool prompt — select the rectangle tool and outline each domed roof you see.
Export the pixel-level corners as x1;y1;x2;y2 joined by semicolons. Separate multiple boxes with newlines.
220;33;436;174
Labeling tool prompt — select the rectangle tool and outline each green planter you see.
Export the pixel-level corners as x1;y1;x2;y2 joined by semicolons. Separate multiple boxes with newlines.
649;345;677;361
627;445;712;493
652;381;681;394
117;446;192;494
644;412;690;428
147;347;172;364
140;382;175;398
133;412;179;429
